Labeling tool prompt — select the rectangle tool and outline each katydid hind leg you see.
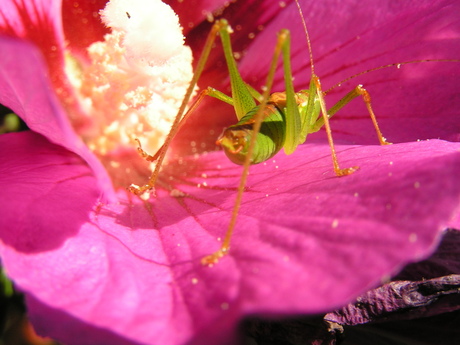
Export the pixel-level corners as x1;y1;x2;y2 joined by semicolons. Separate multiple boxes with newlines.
312;85;392;146
312;76;359;176
201;29;293;265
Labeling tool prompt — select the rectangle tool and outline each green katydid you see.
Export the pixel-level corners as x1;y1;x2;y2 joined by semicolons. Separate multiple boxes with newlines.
128;0;450;265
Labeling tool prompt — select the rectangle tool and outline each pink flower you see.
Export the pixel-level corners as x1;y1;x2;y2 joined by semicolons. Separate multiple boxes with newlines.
0;0;459;344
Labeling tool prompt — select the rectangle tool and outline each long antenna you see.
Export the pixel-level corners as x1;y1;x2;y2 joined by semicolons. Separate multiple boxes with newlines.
325;59;460;94
295;0;315;74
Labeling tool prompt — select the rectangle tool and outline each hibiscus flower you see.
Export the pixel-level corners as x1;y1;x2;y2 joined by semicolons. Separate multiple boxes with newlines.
0;0;459;344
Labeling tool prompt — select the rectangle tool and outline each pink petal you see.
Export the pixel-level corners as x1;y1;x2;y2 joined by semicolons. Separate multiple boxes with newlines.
0;0;64;67
0;131;99;252
0;36;115;200
1;130;459;344
0;0;80;114
0;0;116;200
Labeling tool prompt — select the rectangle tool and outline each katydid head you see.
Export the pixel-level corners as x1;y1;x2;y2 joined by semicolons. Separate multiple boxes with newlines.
216;126;252;165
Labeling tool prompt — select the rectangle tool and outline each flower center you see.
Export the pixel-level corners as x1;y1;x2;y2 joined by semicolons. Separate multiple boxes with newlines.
66;0;194;189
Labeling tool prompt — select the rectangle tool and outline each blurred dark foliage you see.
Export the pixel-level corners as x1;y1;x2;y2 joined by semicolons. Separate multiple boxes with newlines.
0;266;58;345
0;104;28;134
242;229;460;345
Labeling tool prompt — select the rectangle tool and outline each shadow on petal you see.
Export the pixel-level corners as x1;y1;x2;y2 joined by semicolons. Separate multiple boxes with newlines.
0;131;100;253
26;294;136;345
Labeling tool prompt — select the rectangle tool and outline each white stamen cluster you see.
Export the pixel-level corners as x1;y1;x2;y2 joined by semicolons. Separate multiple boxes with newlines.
68;0;194;181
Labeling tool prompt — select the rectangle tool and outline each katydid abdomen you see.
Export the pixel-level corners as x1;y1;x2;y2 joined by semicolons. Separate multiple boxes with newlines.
218;102;286;165
217;88;324;166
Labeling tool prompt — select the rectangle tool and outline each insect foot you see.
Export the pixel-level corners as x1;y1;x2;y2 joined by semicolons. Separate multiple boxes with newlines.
335;166;359;176
127;184;153;198
381;137;392;145
201;248;229;266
